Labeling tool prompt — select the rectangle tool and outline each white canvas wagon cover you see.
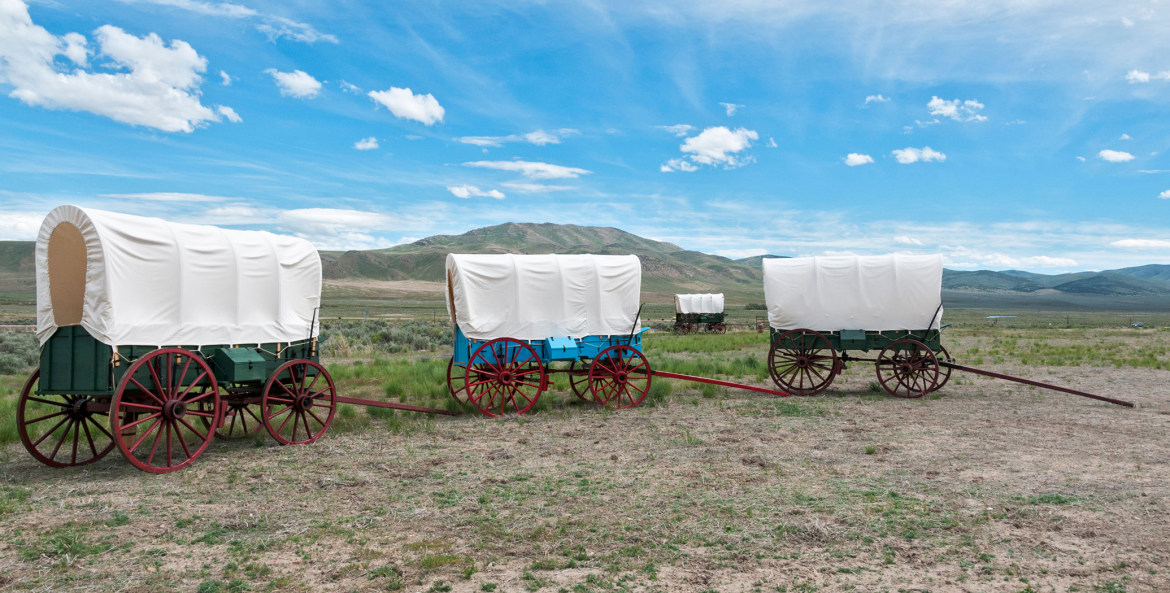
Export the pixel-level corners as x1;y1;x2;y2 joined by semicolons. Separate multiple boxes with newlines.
445;254;641;341
763;254;943;332
36;205;322;347
675;293;724;314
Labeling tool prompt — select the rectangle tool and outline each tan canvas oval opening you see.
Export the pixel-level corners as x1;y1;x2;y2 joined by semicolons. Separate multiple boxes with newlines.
47;222;85;326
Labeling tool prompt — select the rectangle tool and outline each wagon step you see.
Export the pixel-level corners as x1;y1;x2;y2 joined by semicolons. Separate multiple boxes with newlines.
650;370;790;397
939;362;1134;408
335;396;461;416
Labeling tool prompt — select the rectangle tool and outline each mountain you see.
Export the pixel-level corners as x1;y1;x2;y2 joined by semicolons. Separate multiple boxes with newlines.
2;224;1169;310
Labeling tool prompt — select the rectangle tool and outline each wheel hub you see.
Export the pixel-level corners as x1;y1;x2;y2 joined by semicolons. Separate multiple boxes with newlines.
615;371;628;384
162;399;187;420
294;394;314;412
69;397;90;417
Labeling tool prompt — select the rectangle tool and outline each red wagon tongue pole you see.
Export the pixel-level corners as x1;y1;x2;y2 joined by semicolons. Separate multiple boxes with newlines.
334;396;461;416
650;370;791;397
940;362;1135;408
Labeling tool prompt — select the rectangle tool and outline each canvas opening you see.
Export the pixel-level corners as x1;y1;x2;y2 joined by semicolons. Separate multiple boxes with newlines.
446;269;457;326
47;222;85;326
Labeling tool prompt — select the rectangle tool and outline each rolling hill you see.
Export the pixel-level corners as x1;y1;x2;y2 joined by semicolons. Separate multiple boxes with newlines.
3;224;1170;310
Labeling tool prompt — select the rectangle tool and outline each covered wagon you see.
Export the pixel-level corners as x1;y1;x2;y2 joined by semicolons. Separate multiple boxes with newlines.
444;253;651;416
18;205;335;473
763;254;950;398
673;293;727;334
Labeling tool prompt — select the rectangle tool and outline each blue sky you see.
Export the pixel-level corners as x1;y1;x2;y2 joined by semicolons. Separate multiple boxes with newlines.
1;0;1169;272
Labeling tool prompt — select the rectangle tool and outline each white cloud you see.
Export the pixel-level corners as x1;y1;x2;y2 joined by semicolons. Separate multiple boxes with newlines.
339;80;361;94
215;105;241;122
501;182;574;193
766;137;777;148
1159;190;1170;199
463;160;591;180
892;147;946;164
265;68;321;98
942;245;1077;268
677;126;759;169
0;210;45;240
894;236;924;246
864;94;890;104
0;5;225;133
455;128;577;147
656;124;694;137
276;208;396;250
1119;133;1132;140
368;86;444;125
121;0;337;44
660;158;699;172
354;136;378;150
1098;149;1135;162
219;69;231;85
927;96;988;122
1111;239;1170;249
844;153;874;166
1126;69;1151;83
447;185;505;199
100;192;232;202
1076;156;1087;162
719;102;743;116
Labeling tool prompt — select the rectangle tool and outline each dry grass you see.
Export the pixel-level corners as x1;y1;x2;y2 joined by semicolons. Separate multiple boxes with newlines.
0;328;1167;592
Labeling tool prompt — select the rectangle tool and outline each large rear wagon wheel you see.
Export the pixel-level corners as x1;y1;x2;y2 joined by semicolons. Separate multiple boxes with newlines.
464;338;545;417
110;348;220;474
262;359;337;445
875;339;939;399
768;329;838;396
589;345;652;409
17;369;115;468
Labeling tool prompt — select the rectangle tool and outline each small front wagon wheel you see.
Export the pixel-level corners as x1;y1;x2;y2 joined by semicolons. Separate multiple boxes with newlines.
875;339;939;399
18;368;115;468
589;345;652;409
262;359;337;445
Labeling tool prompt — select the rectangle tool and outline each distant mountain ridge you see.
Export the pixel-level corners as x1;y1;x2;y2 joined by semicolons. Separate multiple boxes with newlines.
3;223;1170;306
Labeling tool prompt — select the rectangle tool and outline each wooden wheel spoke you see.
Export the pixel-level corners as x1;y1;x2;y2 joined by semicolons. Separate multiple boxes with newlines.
143;420;166;465
307;408;328;427
147;360;167;400
81;417;99;460
177;417;208;443
129;376;166;405
122;412;162;431
31;416;71;447
48;419;76;461
26;410;67;425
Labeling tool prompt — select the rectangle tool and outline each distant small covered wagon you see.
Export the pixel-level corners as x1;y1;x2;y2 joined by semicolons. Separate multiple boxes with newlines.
18;206;335;473
673;293;727;334
444;254;651;416
763;254;951;398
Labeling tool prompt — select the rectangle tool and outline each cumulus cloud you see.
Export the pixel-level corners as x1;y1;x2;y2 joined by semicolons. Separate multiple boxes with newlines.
655;124;694;137
276;208;396;250
927;96;987;122
368;86;444;125
844;153;874;166
1111;238;1170;249
1120;133;1132;140
892;147;946;164
339;80;361;94
354;136;378;150
662;126;759;172
463;160;591;180
215;105;241;122
122;0;337;44
0;210;46;240
1160;190;1170;199
0;3;230;133
719;102;743;116
864;94;890;104
447;185;505;199
1076;156;1087;162
1126;69;1151;83
1099;149;1135;162
456;128;577;147
265;68;321;98
894;236;924;246
219;69;231;85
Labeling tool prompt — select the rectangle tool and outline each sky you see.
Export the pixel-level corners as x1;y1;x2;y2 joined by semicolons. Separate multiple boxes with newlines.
1;0;1169;272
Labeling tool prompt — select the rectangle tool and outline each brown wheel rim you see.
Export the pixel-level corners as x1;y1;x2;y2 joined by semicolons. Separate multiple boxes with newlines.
262;359;337;445
17;368;115;468
464;338;545;417
930;345;952;393
589;345;652;409
568;360;593;402
768;329;838;396
446;357;469;405
875;339;939;399
110;348;220;474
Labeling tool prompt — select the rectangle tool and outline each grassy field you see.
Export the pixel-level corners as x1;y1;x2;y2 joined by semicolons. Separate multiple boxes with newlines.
0;318;1168;592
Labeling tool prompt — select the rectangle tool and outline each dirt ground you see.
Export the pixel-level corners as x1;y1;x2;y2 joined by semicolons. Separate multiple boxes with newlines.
0;351;1167;592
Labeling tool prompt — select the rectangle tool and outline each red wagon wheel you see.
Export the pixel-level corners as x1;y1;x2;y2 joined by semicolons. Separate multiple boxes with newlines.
17;368;115;468
446;358;469;405
676;323;692;335
713;322;728;334
768;329;838;396
464;338;545;417
568;360;592;402
929;345;953;393
589;345;652;409
875;339;939;399
261;359;337;445
110;348;221;474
